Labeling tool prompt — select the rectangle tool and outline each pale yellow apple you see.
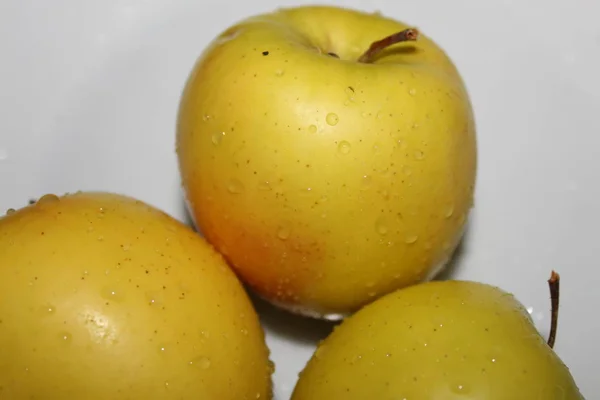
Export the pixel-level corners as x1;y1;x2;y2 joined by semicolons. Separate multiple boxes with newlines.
177;5;477;317
0;192;273;399
292;279;584;399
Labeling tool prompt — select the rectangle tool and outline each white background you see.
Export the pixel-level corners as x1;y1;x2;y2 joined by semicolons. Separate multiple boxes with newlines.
1;0;598;398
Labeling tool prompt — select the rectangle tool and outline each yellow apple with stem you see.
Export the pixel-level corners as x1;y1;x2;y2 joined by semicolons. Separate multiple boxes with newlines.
177;5;477;318
292;272;584;399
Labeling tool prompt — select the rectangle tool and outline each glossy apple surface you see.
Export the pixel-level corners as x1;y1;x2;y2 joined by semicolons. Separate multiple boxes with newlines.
292;279;583;399
177;5;477;317
0;192;273;399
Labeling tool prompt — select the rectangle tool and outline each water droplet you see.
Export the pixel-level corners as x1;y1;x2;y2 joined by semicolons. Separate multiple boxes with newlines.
366;281;376;288
202;114;211;122
360;175;372;190
37;194;60;205
345;87;355;101
412;123;420;129
326;113;339;126
299;187;313;197
227;179;244;194
445;205;454;218
373;142;382;154
375;217;388;235
405;235;419;244
0;148;8;160
414;150;425;160
361;111;369;118
337;141;351;154
308;124;317;133
451;383;470;394
258;181;272;191
277;225;291;240
5;208;15;215
211;131;225;145
402;165;412;176
527;306;534;315
189;356;211;369
40;304;56;315
146;291;164;306
101;287;124;303
97;235;104;242
121;244;130;251
408;88;417;96
275;69;285;77
59;332;72;344
267;359;276;374
241;328;249;336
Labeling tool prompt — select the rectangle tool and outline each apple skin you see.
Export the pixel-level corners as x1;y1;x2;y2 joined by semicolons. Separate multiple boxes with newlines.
0;192;273;399
177;5;477;318
291;280;584;400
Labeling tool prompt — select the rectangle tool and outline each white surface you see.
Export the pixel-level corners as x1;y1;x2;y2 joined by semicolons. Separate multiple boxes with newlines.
1;0;598;398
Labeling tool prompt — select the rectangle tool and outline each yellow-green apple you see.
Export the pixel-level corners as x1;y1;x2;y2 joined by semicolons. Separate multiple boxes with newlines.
176;5;477;318
292;272;584;399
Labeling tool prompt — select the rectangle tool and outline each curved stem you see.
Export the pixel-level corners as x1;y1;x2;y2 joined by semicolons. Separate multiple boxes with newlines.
547;270;560;349
358;28;420;63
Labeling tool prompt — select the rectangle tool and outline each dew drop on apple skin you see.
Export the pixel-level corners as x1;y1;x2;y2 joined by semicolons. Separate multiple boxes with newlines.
258;181;272;191
211;131;224;145
326;113;339;126
450;383;471;394
5;208;15;215
189;356;211;370
308;124;317;133
227;179;245;194
36;193;60;205
337;141;351;154
58;331;73;345
375;217;388;235
360;175;372;190
405;235;419;244
277;226;291;240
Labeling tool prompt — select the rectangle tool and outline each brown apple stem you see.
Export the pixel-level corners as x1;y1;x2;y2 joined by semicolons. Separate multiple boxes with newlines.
547;270;560;349
358;28;420;63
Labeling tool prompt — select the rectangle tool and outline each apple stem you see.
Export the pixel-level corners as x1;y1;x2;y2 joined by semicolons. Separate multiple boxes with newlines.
547;270;560;349
358;28;420;63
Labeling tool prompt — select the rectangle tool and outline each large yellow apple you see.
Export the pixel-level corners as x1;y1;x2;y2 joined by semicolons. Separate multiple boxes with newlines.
0;192;273;399
177;5;477;318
